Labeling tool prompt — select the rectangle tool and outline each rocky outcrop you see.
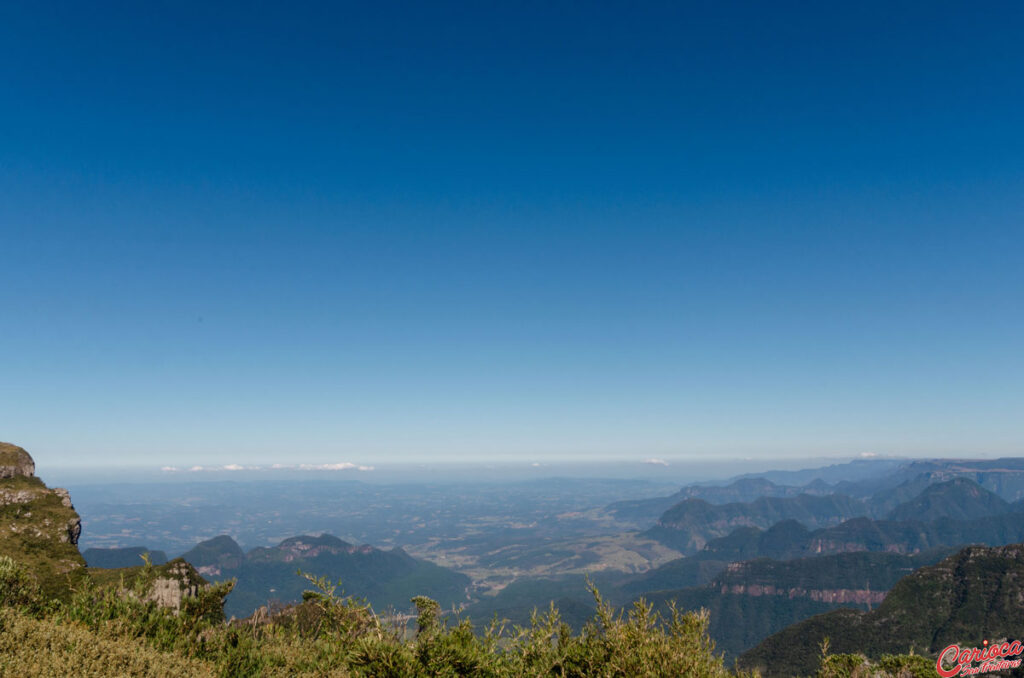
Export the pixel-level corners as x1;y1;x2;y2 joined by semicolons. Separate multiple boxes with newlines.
718;583;886;605
0;443;86;595
143;560;207;613
88;558;213;614
0;443;35;479
740;543;1024;677
0;442;214;614
265;535;371;562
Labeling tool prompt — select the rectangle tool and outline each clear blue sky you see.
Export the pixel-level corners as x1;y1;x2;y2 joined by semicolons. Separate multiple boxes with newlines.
2;2;1022;469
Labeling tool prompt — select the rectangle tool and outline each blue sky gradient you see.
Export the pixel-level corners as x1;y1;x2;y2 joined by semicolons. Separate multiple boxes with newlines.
2;2;1022;468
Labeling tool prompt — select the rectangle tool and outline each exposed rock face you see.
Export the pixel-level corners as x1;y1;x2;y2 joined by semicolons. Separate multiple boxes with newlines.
0;443;212;614
0;443;35;479
268;534;368;562
0;443;86;595
718;583;886;605
144;560;207;613
52;488;73;508
740;543;1024;677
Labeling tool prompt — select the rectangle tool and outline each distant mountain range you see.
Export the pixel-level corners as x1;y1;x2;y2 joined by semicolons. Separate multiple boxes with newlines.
609;457;1024;528
606;477;835;524
645;477;1024;556
645;493;866;552
82;546;168;568
885;477;1011;521
185;534;470;619
85;532;471;619
76;453;1024;666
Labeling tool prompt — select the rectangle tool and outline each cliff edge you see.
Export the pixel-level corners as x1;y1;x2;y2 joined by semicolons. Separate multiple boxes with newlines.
0;442;85;597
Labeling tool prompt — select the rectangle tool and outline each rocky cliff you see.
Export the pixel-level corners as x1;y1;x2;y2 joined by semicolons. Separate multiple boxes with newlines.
739;542;1024;677
716;582;886;605
0;441;209;612
0;442;35;479
0;442;85;596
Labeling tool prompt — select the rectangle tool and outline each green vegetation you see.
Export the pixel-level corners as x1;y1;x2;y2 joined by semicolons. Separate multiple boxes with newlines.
0;608;217;678
463;547;957;662
460;575;602;631
0;551;760;678
739;544;1024;677
618;555;730;595
0;555;43;610
710;549;953;593
0;474;86;600
816;648;934;678
5;446;1023;675
644;589;836;661
182;535;245;569
0;551;948;677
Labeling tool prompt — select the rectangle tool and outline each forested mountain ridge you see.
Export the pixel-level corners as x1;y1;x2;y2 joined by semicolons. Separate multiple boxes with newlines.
181;533;471;619
614;458;1024;532
884;477;1012;521
629;549;954;660
645;493;867;552
739;543;1024;677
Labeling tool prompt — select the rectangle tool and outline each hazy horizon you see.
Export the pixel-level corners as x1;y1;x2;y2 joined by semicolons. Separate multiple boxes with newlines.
35;452;968;489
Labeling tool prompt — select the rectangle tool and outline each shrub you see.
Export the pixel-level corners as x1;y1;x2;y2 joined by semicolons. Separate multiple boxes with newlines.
0;607;216;678
0;556;41;611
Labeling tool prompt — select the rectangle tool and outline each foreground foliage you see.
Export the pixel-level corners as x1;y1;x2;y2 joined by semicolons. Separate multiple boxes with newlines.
0;555;934;677
816;644;934;678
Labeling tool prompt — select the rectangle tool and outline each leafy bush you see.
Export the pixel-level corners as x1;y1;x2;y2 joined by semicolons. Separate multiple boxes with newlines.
816;638;934;678
0;607;216;678
0;556;41;611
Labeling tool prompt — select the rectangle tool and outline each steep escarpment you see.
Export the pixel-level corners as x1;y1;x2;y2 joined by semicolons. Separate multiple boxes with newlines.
0;442;85;596
739;543;1024;677
710;549;953;606
633;549;953;660
0;441;210;612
